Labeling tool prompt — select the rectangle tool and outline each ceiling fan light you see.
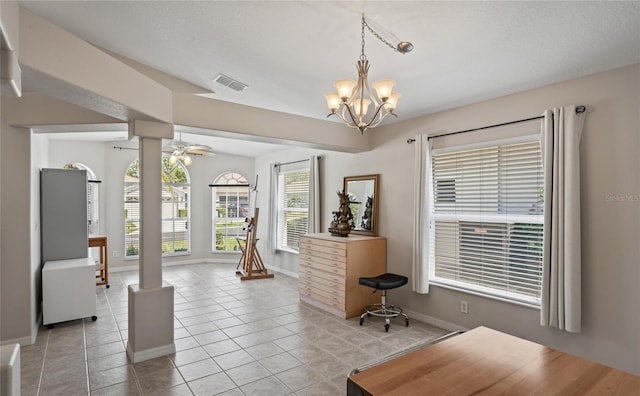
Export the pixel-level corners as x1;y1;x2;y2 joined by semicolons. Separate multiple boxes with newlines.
183;156;193;166
169;155;178;166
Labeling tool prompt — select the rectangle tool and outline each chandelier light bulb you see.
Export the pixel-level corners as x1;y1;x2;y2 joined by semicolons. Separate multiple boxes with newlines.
373;80;395;101
335;79;356;101
325;93;341;112
386;93;401;111
352;98;371;117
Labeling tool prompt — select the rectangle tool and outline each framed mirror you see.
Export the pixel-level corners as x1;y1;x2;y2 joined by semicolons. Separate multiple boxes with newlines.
344;174;379;236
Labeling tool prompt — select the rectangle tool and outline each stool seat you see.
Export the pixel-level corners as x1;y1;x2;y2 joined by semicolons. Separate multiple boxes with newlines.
359;273;408;290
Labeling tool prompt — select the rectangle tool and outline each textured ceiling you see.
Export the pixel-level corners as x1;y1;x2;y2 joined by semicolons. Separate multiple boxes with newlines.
18;1;640;153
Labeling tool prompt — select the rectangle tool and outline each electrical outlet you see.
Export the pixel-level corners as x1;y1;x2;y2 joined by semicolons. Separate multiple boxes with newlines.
460;300;468;314
113;250;118;257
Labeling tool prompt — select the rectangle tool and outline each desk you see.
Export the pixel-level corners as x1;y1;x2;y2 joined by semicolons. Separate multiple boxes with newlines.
89;236;109;287
347;326;640;395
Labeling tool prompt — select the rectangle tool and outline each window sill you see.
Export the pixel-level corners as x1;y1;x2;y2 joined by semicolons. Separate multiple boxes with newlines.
276;247;299;255
429;280;540;310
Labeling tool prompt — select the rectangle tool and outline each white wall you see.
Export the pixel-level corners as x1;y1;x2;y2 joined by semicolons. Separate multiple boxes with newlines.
30;133;49;342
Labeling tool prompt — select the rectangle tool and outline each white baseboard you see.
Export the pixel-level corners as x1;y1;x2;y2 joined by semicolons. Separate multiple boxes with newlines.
126;342;176;363
109;258;239;273
403;308;467;332
265;265;298;279
0;333;34;347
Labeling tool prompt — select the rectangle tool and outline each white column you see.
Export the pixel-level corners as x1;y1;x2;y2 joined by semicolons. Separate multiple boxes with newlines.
138;136;162;289
126;120;176;363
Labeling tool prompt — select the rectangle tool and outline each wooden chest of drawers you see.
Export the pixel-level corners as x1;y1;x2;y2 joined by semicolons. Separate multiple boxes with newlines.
299;233;386;319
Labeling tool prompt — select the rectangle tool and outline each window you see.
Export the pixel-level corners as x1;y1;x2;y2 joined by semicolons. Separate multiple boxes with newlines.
211;172;250;252
429;139;544;304
124;155;190;258
276;163;309;252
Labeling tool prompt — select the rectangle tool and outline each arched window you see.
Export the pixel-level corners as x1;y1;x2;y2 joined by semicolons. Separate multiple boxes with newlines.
124;155;191;258
64;163;100;236
211;172;250;252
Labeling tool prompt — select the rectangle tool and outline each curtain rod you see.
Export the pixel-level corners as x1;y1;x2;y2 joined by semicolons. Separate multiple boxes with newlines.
274;158;310;167
406;105;586;143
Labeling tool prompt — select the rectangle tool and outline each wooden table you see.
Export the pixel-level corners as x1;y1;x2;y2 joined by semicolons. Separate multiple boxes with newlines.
89;236;109;288
347;326;640;395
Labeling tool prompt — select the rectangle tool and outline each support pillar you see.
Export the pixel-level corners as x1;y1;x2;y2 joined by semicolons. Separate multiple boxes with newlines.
126;120;175;363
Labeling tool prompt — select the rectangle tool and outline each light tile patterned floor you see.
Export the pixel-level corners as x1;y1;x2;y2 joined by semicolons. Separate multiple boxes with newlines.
20;263;449;395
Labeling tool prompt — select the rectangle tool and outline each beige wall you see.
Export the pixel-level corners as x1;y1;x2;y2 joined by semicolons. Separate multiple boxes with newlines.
0;120;32;343
369;64;639;374
1;21;637;375
258;64;640;375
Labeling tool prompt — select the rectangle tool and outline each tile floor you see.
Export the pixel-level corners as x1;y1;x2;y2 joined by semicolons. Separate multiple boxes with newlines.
20;263;449;395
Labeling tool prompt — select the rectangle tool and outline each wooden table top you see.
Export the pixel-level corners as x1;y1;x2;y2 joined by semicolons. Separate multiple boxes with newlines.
348;326;640;395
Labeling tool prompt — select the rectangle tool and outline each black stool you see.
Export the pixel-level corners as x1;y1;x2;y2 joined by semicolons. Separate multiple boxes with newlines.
359;273;409;332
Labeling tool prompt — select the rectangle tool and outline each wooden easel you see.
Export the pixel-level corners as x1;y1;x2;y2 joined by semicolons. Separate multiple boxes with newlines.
236;208;274;280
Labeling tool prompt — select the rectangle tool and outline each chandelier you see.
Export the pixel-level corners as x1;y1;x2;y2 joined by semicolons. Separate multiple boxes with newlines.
325;15;413;134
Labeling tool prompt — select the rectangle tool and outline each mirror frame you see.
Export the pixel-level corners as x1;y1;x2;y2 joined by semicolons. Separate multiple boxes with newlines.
343;174;380;236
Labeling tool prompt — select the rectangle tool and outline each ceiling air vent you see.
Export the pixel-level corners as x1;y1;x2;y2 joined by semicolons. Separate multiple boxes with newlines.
213;73;248;92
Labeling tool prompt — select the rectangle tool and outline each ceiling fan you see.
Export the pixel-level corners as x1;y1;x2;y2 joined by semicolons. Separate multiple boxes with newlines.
163;132;215;166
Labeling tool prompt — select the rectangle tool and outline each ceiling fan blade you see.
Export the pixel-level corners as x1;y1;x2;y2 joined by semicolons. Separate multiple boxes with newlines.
187;145;216;156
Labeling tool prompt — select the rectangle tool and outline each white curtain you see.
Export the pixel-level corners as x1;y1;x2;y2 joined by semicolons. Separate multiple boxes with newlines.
412;134;433;294
540;105;586;333
308;155;321;234
268;163;279;254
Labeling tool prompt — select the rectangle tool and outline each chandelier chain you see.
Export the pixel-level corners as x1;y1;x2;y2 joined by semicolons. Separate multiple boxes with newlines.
362;16;400;53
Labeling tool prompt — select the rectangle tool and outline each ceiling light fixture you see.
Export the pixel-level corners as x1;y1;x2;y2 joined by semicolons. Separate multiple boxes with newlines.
164;131;216;167
169;149;192;167
325;14;413;134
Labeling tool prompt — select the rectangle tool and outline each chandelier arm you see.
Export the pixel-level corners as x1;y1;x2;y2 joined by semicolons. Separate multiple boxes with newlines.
342;101;363;129
361;103;388;130
327;111;364;131
326;106;358;129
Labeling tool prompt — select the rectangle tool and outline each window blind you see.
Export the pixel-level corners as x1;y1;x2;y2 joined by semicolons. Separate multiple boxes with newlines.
124;157;191;258
212;172;250;252
430;140;544;303
277;166;309;252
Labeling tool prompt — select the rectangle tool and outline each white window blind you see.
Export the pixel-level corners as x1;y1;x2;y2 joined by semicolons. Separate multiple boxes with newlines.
430;140;544;304
212;172;250;252
277;164;309;252
87;181;99;236
124;156;191;258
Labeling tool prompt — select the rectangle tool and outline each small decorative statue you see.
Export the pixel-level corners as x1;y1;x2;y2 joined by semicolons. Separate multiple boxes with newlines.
360;195;373;231
329;190;353;237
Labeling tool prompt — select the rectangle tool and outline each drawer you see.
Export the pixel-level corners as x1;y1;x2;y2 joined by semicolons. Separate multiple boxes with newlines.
300;237;346;251
300;285;345;310
299;275;345;298
299;244;346;261
299;253;346;271
299;264;345;285
300;258;345;277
